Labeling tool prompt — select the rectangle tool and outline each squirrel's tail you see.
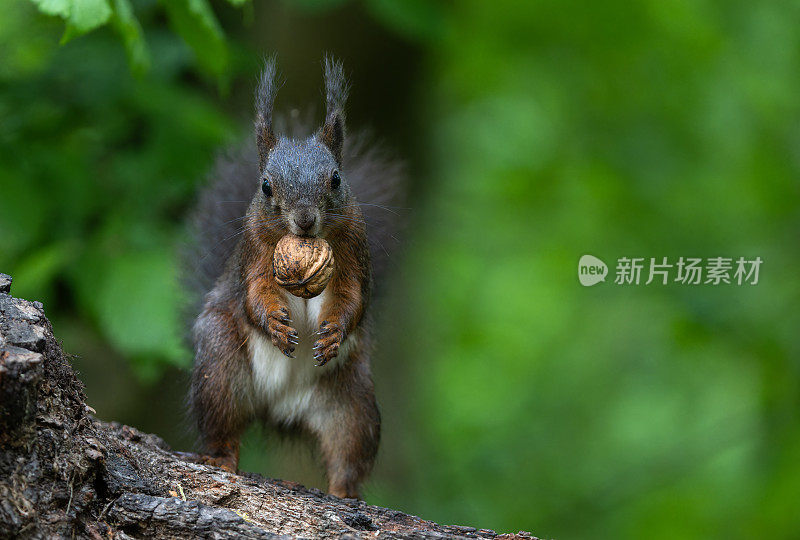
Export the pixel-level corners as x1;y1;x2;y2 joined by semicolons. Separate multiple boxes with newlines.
181;119;406;322
339;130;407;284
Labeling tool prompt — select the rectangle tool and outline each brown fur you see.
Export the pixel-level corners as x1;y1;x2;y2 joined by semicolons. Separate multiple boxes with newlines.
313;344;380;498
189;201;379;496
189;57;381;499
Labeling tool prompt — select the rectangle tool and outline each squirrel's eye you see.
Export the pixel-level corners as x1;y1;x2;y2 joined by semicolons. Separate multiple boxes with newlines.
262;178;272;197
331;170;341;190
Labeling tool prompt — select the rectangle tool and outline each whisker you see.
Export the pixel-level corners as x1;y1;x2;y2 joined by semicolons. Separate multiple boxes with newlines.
199;229;245;263
325;212;365;219
332;202;408;210
325;215;367;226
373;237;390;258
216;212;260;227
330;203;409;215
325;211;366;220
199;216;286;262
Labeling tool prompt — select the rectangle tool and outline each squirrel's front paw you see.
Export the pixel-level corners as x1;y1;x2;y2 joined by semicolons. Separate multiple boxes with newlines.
313;320;344;366
267;307;299;358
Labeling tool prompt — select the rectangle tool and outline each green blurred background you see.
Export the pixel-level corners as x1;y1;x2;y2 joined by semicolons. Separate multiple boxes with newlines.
2;0;799;538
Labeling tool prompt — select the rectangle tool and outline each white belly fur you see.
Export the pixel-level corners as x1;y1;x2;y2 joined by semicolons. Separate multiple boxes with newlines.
248;287;352;425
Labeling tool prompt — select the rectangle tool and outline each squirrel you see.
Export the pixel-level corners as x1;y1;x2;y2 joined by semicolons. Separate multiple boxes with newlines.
185;57;403;500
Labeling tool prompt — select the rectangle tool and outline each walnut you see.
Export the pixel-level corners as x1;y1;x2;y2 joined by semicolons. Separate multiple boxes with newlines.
272;234;335;299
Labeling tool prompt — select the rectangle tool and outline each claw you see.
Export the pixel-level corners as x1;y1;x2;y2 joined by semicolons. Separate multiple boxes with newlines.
288;337;299;345
312;343;322;350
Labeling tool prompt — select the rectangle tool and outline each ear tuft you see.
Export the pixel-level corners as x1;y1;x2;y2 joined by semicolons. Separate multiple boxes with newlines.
321;112;345;165
319;55;349;165
255;55;280;170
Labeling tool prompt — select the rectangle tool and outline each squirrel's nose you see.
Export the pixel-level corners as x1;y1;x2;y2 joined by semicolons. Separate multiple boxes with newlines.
294;210;317;233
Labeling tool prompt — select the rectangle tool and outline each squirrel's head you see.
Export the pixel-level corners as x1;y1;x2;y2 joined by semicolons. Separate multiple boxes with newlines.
252;56;352;238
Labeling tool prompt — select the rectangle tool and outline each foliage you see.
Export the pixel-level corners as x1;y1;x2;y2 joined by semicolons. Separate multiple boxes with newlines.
0;0;239;378
388;1;800;538
27;0;245;77
2;0;799;538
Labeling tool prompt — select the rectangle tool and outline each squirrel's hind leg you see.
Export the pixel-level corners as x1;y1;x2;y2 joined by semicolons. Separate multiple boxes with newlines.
309;348;381;499
189;307;253;473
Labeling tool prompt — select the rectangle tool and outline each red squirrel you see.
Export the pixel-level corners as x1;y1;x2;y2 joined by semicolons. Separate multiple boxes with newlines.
186;57;401;499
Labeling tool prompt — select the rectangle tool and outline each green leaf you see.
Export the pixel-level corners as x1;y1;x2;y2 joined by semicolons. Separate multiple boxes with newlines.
225;0;249;6
110;0;150;75
29;0;70;18
11;241;77;304
93;250;189;369
162;0;228;79
61;0;113;43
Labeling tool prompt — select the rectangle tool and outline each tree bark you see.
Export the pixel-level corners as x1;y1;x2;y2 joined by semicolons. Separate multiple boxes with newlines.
0;274;537;539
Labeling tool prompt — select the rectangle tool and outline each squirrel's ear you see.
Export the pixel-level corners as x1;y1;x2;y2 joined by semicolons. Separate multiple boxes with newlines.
255;56;279;170
319;56;349;166
321;112;345;166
